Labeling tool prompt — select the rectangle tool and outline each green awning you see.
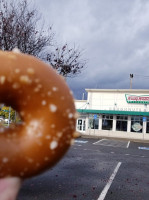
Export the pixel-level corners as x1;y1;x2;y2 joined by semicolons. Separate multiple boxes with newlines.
77;109;149;116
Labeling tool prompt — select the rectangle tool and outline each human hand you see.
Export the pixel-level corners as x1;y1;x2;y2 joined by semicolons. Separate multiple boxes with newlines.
0;177;22;200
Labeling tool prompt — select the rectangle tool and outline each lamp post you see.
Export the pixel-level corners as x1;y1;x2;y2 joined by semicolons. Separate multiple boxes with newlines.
8;107;11;126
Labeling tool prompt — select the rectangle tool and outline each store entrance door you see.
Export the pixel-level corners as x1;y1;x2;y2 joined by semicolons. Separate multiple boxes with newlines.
77;119;86;132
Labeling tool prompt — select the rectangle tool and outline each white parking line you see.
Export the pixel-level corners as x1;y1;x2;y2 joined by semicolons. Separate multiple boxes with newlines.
97;162;122;200
75;140;88;144
138;147;149;150
93;139;106;145
126;141;130;148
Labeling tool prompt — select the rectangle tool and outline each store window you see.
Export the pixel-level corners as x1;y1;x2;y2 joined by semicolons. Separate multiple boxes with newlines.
146;117;149;133
116;115;127;132
131;116;143;133
89;114;99;129
102;115;113;130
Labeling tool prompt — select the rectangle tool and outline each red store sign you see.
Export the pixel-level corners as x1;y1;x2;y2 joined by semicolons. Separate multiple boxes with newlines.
125;94;149;104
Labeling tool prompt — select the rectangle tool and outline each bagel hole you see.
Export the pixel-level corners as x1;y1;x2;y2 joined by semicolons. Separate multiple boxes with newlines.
0;104;22;128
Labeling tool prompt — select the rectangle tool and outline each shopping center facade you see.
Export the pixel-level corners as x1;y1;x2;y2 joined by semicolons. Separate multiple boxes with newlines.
75;89;149;140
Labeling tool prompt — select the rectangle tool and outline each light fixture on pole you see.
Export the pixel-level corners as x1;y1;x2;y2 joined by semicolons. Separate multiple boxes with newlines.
130;74;133;89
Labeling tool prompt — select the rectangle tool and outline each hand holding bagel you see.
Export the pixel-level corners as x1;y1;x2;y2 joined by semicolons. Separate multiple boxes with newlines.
0;50;76;178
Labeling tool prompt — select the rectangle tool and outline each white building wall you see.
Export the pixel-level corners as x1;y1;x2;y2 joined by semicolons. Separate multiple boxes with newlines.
86;89;149;112
75;100;87;109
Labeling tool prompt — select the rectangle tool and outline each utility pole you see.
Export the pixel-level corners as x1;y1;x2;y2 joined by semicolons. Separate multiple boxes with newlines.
82;93;85;100
130;74;133;89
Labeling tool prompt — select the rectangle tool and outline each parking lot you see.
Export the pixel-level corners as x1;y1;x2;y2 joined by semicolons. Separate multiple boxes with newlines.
18;137;149;200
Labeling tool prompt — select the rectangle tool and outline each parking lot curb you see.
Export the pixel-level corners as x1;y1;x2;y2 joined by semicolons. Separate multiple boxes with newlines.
80;134;149;143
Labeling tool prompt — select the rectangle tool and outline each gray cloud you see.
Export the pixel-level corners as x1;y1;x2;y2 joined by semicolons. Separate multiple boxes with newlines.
31;0;149;98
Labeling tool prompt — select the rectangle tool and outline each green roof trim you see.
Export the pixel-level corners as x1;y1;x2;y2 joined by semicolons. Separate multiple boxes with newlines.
77;109;149;116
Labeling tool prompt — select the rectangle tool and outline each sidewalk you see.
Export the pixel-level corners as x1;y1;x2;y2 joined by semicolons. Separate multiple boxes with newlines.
80;133;149;143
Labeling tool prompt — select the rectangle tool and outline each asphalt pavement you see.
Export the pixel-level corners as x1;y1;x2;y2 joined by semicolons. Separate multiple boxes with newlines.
17;137;149;200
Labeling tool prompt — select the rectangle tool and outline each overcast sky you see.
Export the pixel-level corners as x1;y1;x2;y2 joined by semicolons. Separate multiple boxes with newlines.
35;0;149;99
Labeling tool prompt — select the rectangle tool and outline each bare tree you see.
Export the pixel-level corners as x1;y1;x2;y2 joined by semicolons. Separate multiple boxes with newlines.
0;0;53;56
46;44;86;78
0;0;86;77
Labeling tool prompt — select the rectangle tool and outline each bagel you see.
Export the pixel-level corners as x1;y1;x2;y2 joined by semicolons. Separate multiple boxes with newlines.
0;50;76;178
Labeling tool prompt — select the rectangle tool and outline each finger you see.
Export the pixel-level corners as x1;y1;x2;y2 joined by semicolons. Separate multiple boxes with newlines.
0;177;22;200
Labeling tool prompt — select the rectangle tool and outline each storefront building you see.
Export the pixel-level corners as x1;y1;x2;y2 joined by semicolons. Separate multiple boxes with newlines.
75;89;149;140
